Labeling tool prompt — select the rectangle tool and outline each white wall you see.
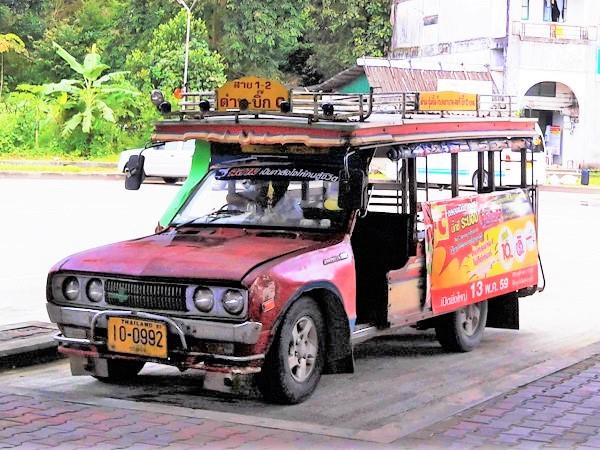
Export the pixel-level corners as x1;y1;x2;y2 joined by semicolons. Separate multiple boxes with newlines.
392;0;507;49
437;0;507;42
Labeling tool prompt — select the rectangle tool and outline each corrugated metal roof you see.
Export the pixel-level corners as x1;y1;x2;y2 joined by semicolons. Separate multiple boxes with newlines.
364;66;498;93
310;64;498;94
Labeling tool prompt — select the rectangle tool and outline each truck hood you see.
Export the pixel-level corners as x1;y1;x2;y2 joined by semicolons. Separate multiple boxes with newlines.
57;228;326;282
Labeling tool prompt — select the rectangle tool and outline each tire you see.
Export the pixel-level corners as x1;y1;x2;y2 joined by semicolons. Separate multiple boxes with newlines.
258;296;325;404
471;170;489;189
163;177;178;184
435;301;488;352
93;359;145;383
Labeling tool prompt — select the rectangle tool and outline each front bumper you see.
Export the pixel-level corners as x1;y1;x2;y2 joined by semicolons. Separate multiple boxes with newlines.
47;303;265;366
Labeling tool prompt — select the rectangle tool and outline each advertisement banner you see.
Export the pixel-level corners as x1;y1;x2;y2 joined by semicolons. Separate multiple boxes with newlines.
422;190;538;314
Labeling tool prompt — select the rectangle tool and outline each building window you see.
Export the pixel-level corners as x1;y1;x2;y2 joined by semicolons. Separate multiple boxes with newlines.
521;0;529;20
544;0;567;22
525;82;557;97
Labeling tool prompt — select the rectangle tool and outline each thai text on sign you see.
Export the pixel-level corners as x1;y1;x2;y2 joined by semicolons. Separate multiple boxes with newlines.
418;91;478;112
216;76;289;112
421;190;538;313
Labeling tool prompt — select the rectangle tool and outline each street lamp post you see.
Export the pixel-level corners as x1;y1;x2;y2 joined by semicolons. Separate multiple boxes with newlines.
175;0;198;94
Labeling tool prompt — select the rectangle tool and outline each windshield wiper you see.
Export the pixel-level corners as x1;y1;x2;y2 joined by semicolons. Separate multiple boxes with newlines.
206;207;244;223
171;206;244;230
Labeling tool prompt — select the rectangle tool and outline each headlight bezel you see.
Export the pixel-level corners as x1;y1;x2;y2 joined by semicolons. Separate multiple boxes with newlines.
193;286;215;313
62;277;80;301
221;289;245;315
86;278;104;303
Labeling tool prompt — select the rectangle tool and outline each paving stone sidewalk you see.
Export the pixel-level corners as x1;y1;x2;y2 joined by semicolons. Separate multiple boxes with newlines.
0;392;382;449
404;355;600;449
0;355;598;449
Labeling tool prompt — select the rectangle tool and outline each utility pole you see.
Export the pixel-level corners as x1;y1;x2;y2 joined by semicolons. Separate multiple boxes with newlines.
175;0;198;94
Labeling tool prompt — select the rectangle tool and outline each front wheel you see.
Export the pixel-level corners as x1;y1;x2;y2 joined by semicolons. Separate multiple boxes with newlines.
435;301;488;352
163;177;179;184
258;296;325;404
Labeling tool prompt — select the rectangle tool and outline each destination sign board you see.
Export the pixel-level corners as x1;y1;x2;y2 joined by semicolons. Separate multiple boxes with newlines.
216;76;289;112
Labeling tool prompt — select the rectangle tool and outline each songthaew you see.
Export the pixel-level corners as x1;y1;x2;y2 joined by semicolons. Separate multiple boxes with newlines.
46;77;545;404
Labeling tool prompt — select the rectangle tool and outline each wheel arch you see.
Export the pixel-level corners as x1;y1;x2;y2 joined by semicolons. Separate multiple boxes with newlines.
270;282;354;374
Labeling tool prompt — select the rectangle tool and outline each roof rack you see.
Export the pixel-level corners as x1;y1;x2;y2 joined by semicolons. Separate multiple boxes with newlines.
159;77;516;123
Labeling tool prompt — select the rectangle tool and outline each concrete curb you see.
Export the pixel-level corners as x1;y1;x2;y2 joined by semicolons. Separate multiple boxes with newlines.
0;159;116;168
539;184;600;194
0;171;123;180
0;322;62;368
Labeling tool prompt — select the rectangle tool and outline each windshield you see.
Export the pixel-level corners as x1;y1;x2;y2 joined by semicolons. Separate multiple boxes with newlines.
172;165;347;231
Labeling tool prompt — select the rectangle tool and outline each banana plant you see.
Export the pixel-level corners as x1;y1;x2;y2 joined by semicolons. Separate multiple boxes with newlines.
43;42;139;155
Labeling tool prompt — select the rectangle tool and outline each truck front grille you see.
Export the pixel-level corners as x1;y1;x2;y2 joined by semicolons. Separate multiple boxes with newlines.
104;279;187;312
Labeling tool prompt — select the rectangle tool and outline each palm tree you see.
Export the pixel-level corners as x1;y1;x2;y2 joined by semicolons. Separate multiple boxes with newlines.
44;42;138;156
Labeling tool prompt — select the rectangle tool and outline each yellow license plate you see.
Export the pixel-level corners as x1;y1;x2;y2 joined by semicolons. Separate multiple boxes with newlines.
107;317;167;358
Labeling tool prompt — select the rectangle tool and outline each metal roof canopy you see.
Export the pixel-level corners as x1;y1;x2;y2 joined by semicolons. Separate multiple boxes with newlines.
153;115;540;156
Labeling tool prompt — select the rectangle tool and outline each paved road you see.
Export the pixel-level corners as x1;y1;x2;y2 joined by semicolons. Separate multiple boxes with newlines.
1;178;600;441
0;178;179;324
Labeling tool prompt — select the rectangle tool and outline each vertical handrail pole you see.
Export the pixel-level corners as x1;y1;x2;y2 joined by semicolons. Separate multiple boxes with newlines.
451;153;459;198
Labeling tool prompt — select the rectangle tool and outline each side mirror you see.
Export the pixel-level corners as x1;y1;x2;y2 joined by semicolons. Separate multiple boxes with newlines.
125;154;145;190
338;169;368;211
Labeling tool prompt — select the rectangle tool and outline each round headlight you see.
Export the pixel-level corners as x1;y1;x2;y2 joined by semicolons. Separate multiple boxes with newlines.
194;287;214;313
63;277;80;301
86;279;103;302
222;289;244;315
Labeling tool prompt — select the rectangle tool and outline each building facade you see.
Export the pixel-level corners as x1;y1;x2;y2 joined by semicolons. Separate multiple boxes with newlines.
390;0;600;167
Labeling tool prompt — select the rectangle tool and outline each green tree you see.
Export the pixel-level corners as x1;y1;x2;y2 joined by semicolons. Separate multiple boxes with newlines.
32;0;121;84
106;0;179;70
126;10;225;94
304;0;392;80
44;42;139;156
0;33;27;98
198;0;309;79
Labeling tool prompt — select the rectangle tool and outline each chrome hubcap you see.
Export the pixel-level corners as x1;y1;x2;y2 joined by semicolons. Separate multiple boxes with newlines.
287;316;318;382
458;303;481;337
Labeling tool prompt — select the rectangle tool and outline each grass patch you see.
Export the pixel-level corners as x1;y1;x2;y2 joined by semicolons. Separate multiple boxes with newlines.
589;171;600;186
0;151;119;163
0;164;117;173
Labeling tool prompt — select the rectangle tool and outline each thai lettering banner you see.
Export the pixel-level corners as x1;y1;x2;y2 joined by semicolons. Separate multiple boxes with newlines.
422;190;538;314
418;91;478;112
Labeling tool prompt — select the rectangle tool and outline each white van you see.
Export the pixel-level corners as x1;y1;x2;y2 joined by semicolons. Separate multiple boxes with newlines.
117;140;195;184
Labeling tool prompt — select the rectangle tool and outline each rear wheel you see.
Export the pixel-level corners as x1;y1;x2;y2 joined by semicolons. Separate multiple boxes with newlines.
163;177;178;184
258;296;325;404
471;170;489;190
93;359;145;383
435;301;488;352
